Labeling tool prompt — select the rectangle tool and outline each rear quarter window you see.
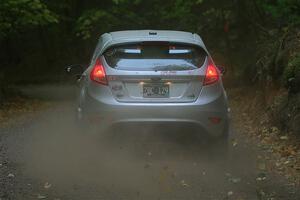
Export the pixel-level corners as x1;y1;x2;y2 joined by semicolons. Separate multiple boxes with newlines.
103;42;207;71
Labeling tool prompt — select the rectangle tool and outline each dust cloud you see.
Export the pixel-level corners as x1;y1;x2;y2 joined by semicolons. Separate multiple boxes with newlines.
15;85;258;199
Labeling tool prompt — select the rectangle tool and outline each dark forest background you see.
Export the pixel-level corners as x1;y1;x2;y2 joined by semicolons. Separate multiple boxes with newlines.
0;0;299;87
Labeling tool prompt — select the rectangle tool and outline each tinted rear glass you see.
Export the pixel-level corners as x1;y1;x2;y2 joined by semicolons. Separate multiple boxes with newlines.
103;42;207;71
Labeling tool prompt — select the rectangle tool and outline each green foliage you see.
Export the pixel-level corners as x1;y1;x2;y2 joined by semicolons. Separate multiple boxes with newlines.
75;9;112;40
112;0;130;4
258;0;300;25
283;54;300;91
0;0;58;38
75;0;207;39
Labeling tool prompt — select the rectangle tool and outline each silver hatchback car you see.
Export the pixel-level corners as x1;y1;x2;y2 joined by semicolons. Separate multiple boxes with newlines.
67;30;230;144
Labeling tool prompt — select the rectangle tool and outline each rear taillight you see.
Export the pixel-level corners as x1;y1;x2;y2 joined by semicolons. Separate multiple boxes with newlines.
90;59;108;85
203;58;219;86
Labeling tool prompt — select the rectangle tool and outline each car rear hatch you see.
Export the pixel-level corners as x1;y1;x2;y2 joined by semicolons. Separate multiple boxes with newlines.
102;42;207;103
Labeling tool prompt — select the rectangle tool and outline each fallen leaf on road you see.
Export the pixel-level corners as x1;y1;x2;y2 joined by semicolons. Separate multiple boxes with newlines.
44;182;51;189
229;177;241;184
37;194;47;199
271;126;279;134
232;139;238;147
284;160;290;165
280;136;289;140
256;173;267;181
180;180;189;188
227;191;233;196
262;127;268;134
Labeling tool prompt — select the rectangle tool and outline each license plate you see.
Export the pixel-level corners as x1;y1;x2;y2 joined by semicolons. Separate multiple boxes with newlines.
143;84;169;98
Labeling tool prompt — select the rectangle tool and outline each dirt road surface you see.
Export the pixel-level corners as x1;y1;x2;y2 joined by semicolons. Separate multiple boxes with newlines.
0;85;299;200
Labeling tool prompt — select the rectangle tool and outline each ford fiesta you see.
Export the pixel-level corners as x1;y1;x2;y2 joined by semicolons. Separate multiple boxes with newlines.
67;30;230;149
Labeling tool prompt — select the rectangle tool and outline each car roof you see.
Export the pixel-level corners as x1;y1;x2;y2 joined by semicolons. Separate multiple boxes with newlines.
99;30;207;54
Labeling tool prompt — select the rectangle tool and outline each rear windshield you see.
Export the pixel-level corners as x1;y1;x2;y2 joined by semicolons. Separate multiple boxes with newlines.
103;42;207;71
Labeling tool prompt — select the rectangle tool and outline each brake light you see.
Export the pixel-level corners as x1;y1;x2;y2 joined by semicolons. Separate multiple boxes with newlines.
209;117;222;124
90;59;108;85
203;58;219;85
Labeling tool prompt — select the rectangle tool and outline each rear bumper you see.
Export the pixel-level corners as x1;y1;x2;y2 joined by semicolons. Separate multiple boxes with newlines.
81;85;230;138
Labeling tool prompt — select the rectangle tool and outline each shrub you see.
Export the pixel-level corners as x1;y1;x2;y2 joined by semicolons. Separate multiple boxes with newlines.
283;54;300;93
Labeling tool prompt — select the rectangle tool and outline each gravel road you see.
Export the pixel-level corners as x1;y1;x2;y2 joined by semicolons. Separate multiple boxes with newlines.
0;85;299;200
